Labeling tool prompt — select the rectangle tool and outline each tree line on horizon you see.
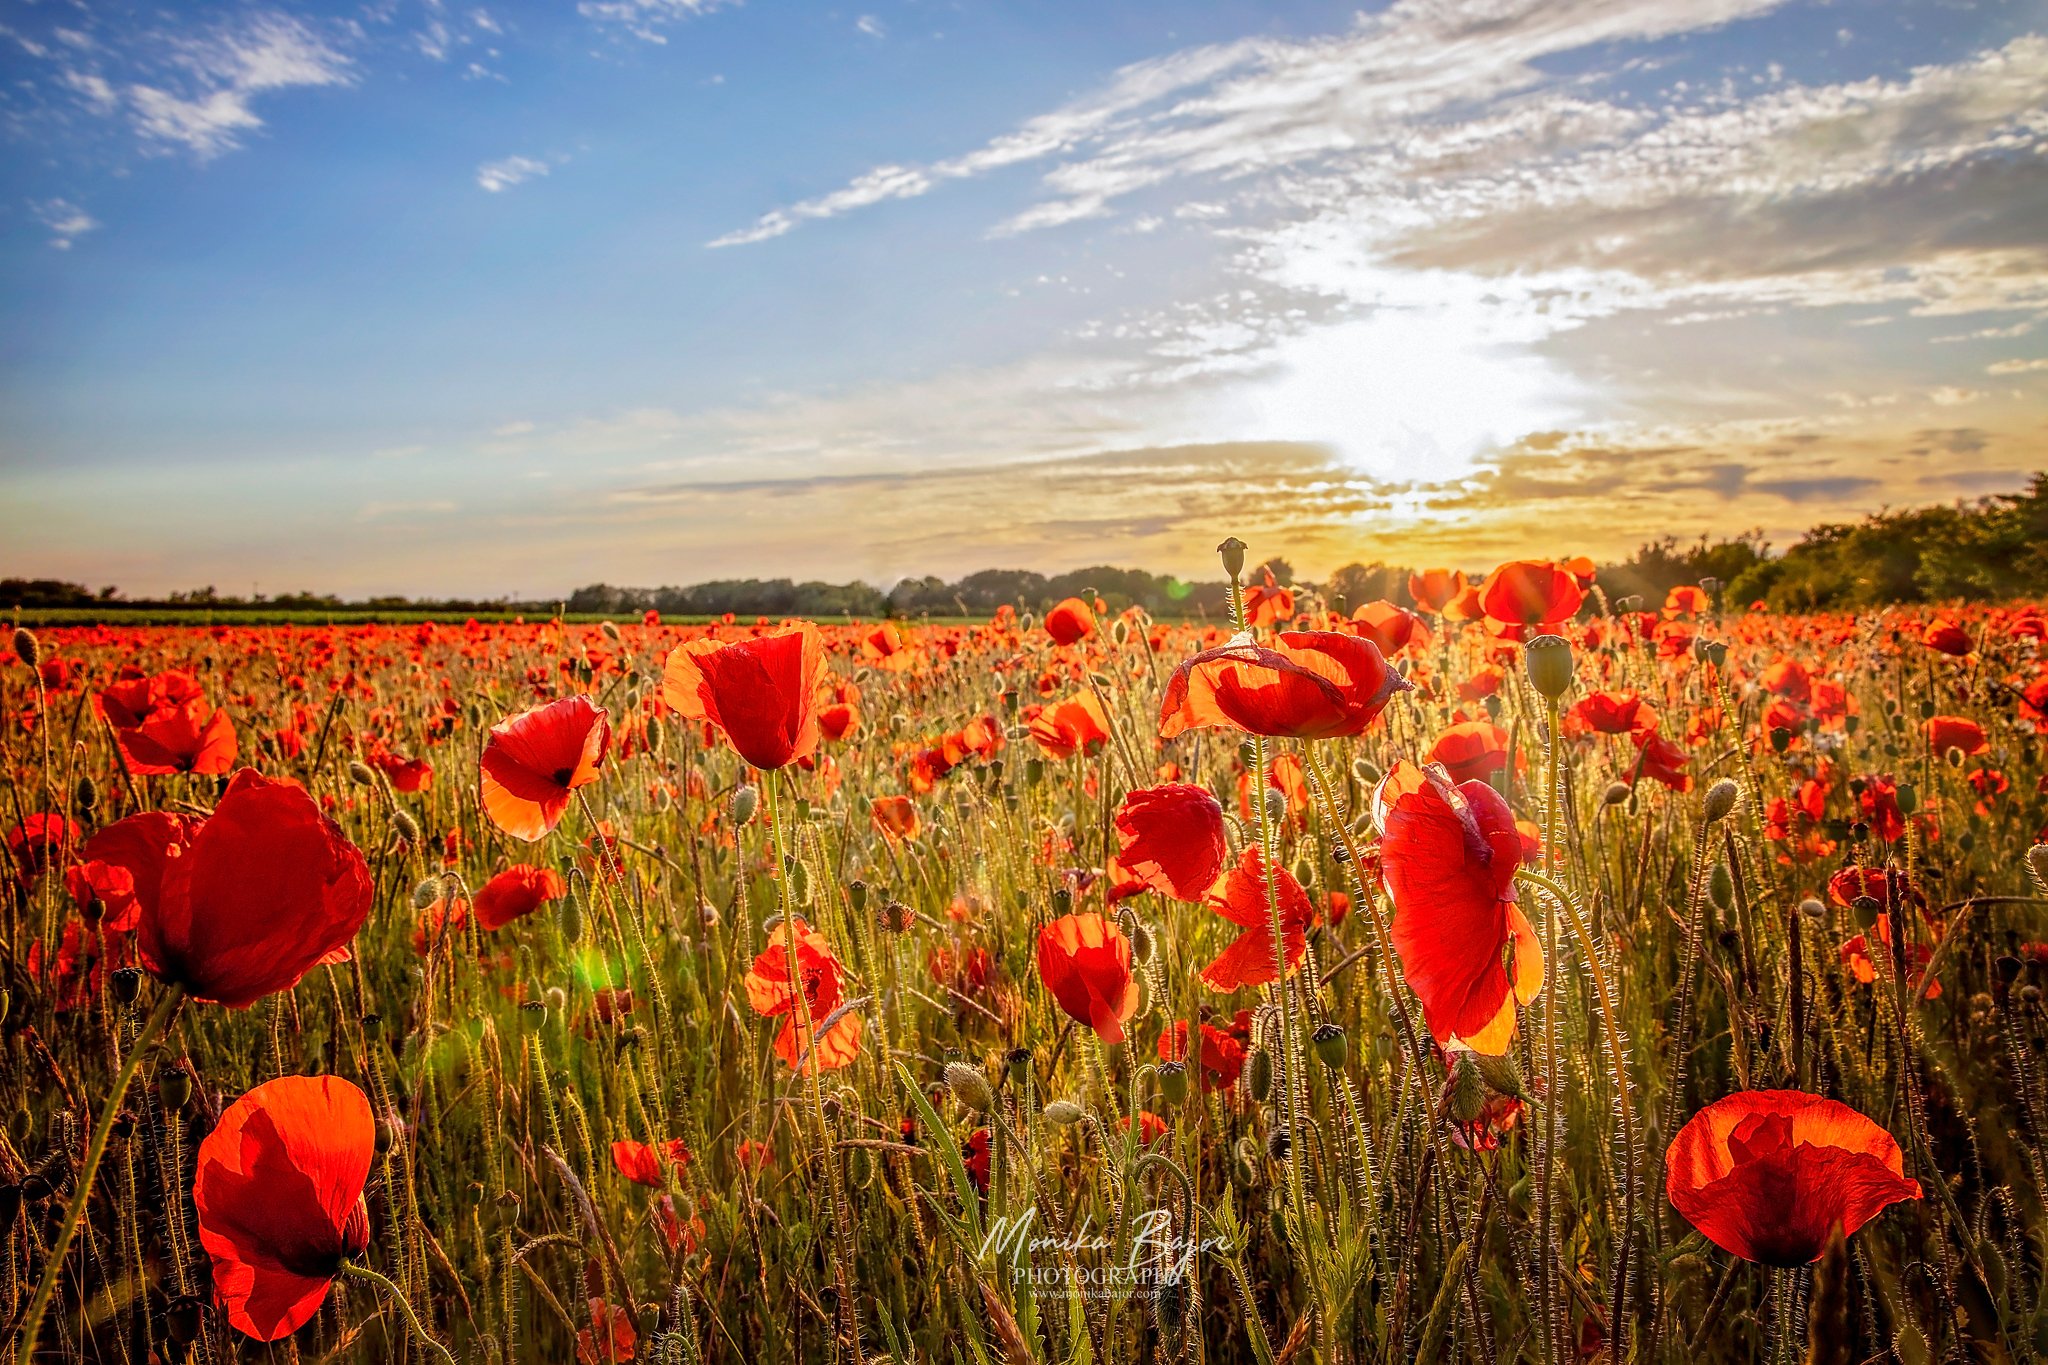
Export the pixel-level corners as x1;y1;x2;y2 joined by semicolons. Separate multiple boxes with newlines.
8;472;2044;618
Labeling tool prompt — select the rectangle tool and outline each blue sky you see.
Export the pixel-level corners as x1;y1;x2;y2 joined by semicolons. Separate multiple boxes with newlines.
3;0;2046;597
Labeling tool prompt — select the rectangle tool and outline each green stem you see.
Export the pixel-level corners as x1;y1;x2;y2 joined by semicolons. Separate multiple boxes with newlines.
1537;694;1563;1365
14;985;184;1365
341;1260;458;1364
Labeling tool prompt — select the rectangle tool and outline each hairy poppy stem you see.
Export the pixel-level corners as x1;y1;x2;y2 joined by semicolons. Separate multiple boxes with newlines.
1536;694;1563;1365
14;983;184;1365
340;1260;458;1364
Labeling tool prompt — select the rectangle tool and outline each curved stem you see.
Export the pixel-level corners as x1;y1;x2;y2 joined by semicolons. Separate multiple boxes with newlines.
14;984;184;1365
341;1260;457;1365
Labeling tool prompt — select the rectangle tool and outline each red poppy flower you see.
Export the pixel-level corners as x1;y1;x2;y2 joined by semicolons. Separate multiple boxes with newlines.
1665;1090;1921;1265
1477;561;1584;628
1923;715;1987;756
1159;630;1409;741
1242;570;1295;628
473;865;568;930
1921;621;1971;656
192;1075;374;1341
662;623;827;770
1564;691;1660;738
1428;721;1509;787
1157;1008;1252;1092
480;695;612;842
1026;692;1111;760
139;770;373;1008
1119;1112;1170;1145
1375;761;1542;1055
1825;866;1926;921
1408;569;1466;615
1350;600;1429;655
611;1138;692;1187
871;794;921;841
5;813;71;892
578;1299;638;1365
1112;782;1226;901
1631;730;1694;792
961;1128;992;1194
97;671;239;775
1664;585;1710;618
1198;847;1318;992
1044;597;1097;646
743;927;863;1072
1035;912;1140;1042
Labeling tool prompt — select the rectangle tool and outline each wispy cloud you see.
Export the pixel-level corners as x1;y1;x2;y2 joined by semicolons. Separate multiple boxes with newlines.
578;0;740;45
32;198;98;250
476;154;552;193
126;13;354;159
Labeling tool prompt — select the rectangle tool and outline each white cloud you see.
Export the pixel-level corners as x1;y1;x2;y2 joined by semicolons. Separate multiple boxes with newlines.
1987;357;2048;374
477;155;551;193
856;15;885;39
578;0;739;44
1931;385;1987;405
32;199;99;249
126;14;353;159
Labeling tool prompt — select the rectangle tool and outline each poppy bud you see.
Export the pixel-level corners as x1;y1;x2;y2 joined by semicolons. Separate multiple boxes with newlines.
1246;1047;1273;1103
2027;845;2048;894
73;775;97;814
1708;863;1733;912
559;893;583;944
1239;741;1258;768
1129;919;1153;963
1291;856;1315;888
601;620;622;643
1352;758;1381;786
731;784;759;826
392;809;420;844
1262;786;1287;827
1043;1099;1083;1126
1851;896;1881;930
107;968;139;1007
943;1062;993;1114
1602;782;1631;807
1799;898;1825;920
1978;1237;2006;1298
347;761;376;787
1449;1055;1487;1123
20;1173;52;1202
164;1297;203;1346
1151;1275;1190;1355
1312;1023;1347;1070
519;1000;548;1035
157;1068;192;1114
1216;536;1247;582
411;877;442;911
1265;1126;1290;1162
1158;1061;1189;1105
1523;634;1574;700
1702;778;1739;825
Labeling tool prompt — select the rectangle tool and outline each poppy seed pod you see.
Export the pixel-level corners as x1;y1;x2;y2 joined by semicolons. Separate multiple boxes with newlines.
518;1000;547;1035
942;1062;993;1114
847;879;868;912
1005;1047;1032;1089
1217;536;1248;581
1312;1022;1348;1070
1702;778;1740;825
1042;1099;1083;1126
1157;1061;1189;1105
1523;634;1574;700
110;968;140;1006
157;1068;193;1114
1851;895;1882;931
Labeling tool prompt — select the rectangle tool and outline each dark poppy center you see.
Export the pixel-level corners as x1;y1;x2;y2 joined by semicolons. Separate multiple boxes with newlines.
552;766;575;787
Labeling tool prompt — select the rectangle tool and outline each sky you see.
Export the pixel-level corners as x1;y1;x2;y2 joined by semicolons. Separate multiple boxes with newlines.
2;0;2046;598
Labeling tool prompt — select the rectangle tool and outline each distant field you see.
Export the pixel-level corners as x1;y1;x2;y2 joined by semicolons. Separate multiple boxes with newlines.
9;607;920;628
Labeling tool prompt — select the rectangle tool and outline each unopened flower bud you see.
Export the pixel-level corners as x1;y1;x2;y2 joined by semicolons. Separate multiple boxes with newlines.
731;784;759;826
1043;1099;1084;1126
1702;778;1739;825
943;1062;993;1114
73;775;97;814
1246;1047;1273;1103
347;761;377;787
1262;786;1288;827
1603;782;1631;807
110;968;140;1006
2027;845;2048;895
1708;862;1733;912
12;628;39;669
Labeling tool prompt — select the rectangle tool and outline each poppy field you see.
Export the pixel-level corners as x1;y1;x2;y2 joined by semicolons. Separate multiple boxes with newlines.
4;545;2047;1365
